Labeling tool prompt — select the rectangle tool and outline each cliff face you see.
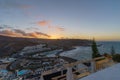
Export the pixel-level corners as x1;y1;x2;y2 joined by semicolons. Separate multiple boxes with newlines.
0;35;92;57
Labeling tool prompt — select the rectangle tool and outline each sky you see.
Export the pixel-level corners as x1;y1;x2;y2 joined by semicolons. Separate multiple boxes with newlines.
0;0;120;41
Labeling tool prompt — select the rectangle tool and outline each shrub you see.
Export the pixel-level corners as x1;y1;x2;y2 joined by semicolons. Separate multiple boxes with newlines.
112;54;120;62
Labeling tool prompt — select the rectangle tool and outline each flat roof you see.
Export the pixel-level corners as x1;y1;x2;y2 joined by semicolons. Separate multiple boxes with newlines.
79;63;120;80
60;56;77;63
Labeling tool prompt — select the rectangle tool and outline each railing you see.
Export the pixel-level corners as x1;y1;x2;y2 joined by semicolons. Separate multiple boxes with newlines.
41;56;114;80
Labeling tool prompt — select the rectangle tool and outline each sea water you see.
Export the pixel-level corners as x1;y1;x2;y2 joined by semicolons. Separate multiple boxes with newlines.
60;41;120;60
98;41;120;54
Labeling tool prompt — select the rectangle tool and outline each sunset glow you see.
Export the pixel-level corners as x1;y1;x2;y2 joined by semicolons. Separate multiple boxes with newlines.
49;34;62;39
0;0;120;41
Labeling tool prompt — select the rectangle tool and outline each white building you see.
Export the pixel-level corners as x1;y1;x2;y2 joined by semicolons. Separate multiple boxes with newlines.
20;44;51;55
22;44;46;51
0;58;16;63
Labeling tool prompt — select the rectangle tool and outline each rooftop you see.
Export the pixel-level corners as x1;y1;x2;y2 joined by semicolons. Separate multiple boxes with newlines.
60;56;77;63
79;63;120;80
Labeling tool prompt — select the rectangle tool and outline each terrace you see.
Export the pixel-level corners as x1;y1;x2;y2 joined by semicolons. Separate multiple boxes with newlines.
79;63;120;80
40;56;114;80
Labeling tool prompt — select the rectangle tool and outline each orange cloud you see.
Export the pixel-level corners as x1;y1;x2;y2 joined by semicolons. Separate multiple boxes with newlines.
27;32;51;38
35;32;51;37
0;29;24;38
37;20;50;27
0;29;51;38
48;25;53;28
36;20;65;32
27;32;38;38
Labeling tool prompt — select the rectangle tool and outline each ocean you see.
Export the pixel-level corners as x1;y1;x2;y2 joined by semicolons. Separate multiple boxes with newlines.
97;41;120;54
60;41;120;60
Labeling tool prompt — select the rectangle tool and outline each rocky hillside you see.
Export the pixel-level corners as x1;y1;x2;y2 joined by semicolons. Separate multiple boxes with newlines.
0;35;92;57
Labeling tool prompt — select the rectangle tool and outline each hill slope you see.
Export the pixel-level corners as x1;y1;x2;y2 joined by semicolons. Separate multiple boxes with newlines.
0;35;91;57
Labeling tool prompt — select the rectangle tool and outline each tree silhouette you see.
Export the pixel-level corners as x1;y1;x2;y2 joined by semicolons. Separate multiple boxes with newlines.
91;39;101;58
111;46;115;56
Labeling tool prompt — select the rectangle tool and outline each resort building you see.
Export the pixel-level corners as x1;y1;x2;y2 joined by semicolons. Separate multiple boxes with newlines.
19;44;51;55
40;56;114;80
